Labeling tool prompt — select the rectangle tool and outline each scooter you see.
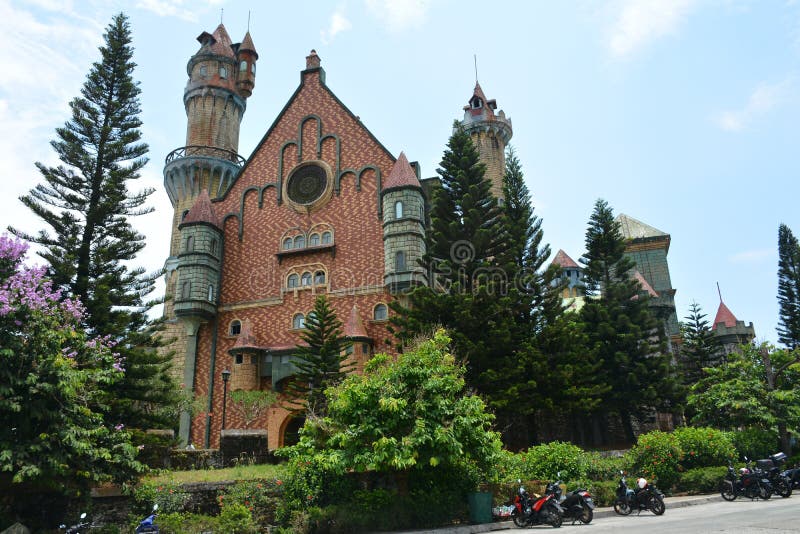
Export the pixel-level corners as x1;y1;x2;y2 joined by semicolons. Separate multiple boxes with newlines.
59;512;89;533
135;504;160;533
546;472;595;524
511;479;564;528
613;471;665;515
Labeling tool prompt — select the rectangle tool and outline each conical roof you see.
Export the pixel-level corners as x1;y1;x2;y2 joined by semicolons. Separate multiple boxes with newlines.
231;319;260;351
552;249;579;269
712;300;739;329
197;23;235;58
239;31;258;59
182;190;220;228
344;305;369;339
616;214;668;240
383;152;421;190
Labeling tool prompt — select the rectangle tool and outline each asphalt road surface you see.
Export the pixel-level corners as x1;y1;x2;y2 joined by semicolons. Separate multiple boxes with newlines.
505;497;800;533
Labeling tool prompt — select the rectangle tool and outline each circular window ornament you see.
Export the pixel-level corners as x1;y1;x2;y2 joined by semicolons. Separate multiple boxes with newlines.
285;161;333;212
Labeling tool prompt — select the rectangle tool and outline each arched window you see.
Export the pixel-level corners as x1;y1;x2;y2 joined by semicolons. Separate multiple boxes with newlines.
210;239;218;255
207;284;215;302
292;313;305;329
309;233;320;246
181;281;190;299
395;201;403;219
373;303;388;321
301;272;312;286
251;62;256;75
219;65;227;79
181;209;190;221
314;271;326;285
239;60;247;72
395;250;406;271
283;237;293;250
321;231;332;244
294;235;305;249
199;65;208;78
287;274;299;288
230;320;242;335
186;236;194;252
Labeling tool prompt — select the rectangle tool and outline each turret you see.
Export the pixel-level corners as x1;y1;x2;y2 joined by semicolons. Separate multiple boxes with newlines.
459;82;512;200
382;152;427;291
235;31;258;98
711;294;756;356
228;319;262;391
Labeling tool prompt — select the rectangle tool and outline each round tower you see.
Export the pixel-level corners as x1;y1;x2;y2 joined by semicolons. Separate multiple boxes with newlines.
459;82;512;201
382;152;427;292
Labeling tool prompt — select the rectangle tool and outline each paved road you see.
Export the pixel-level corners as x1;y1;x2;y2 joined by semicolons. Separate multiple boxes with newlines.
505;497;800;533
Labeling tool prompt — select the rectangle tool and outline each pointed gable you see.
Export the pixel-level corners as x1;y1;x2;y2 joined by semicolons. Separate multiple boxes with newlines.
383;152;421;191
552;249;579;269
344;305;369;339
181;190;220;228
712;300;739;330
231;319;260;352
632;270;659;298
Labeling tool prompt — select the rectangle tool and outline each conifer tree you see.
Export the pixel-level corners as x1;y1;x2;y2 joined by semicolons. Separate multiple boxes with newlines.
10;13;179;429
579;199;679;443
777;224;800;349
679;301;721;387
286;296;354;418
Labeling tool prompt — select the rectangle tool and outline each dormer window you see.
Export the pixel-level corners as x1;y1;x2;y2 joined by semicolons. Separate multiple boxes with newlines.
471;97;482;109
240;60;247;72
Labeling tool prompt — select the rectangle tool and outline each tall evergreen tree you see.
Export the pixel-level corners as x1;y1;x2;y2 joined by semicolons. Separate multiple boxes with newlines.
9;13;179;429
579;199;680;443
285;296;354;418
777;224;800;349
679;301;721;387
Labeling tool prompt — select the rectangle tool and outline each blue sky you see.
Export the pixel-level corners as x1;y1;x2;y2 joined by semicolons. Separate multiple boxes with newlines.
0;0;798;344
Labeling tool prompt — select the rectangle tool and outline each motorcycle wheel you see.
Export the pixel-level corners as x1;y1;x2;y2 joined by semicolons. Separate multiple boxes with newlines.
546;508;562;528
649;496;665;516
613;500;632;515
759;484;772;500
578;505;593;524
512;511;527;528
775;478;792;498
720;480;736;501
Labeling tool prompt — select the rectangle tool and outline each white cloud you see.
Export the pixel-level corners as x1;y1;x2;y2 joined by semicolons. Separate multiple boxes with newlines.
716;79;793;132
321;8;353;44
608;0;697;59
365;0;430;33
135;0;198;22
728;248;774;264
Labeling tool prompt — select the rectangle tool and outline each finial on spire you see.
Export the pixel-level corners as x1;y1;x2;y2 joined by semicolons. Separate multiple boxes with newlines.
247;10;251;31
717;282;723;302
220;7;224;24
474;54;478;84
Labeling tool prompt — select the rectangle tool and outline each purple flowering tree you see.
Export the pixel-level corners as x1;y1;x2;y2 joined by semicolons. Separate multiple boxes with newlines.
0;235;143;513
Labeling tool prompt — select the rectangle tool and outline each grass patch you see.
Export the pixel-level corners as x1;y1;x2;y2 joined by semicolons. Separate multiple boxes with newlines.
145;463;287;485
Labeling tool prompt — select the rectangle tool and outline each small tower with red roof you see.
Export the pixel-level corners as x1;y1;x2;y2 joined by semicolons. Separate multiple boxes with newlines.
711;288;756;355
459;82;513;200
382;152;427;291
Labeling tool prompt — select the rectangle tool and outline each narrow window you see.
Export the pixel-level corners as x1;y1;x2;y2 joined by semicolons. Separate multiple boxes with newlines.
287;274;299;288
314;271;326;285
186;235;194;252
395;250;406;271
181;209;190;221
239;60;247;72
235;354;243;364
181;281;191;300
362;343;369;354
292;313;305;329
321;231;332;244
207;284;215;302
373;304;388;321
395;201;403;219
283;237;293;250
210;239;218;255
250;354;258;365
199;65;208;78
251;62;256;75
294;235;305;249
301;272;312;286
345;345;354;355
309;233;320;246
230;320;242;335
219;65;227;79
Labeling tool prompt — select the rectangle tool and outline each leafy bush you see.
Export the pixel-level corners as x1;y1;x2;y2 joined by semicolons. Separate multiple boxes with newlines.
673;466;729;494
129;480;191;516
673;427;735;469
218;503;258;533
730;427;779;461
156;512;219;533
222;479;283;528
584;480;618;507
517;441;589;481
585;452;627;481
627;431;683;490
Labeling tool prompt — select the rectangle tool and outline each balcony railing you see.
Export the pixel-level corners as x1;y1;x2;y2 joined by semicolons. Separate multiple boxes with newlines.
165;145;246;166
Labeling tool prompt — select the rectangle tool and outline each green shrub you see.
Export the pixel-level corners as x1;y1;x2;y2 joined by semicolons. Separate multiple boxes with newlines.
585;452;627;481
156;512;219;534
584;480;618;507
129;480;191;516
673;427;735;470
627;431;683;490
222;479;283;528
218;503;258;533
518;441;589;481
673;466;729;494
730;428;779;461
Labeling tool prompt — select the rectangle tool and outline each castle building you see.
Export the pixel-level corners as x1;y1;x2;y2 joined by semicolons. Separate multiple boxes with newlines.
161;24;511;448
711;296;756;355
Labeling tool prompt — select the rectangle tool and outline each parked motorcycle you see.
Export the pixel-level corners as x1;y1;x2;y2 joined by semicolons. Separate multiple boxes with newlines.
757;452;792;498
720;460;773;501
780;464;800;490
511;479;564;528
135;504;160;533
613;472;665;515
59;512;89;533
546;472;594;524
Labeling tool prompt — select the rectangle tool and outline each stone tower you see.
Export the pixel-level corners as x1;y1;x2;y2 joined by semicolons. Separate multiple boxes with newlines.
382;152;427;292
459;82;513;200
711;295;756;356
162;24;257;443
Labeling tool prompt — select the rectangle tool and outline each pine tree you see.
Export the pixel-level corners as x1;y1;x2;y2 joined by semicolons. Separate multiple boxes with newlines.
286;296;354;418
9;13;179;429
679;301;721;387
777;224;800;349
579;199;679;443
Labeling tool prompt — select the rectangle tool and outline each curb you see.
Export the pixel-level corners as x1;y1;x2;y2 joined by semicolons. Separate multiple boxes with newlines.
384;494;724;534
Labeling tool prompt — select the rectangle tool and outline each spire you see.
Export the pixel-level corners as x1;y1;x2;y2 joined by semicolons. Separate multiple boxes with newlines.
344;305;369;339
552;249;579;269
239;31;258;59
383;152;421;191
181;190;220;228
712;300;739;330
